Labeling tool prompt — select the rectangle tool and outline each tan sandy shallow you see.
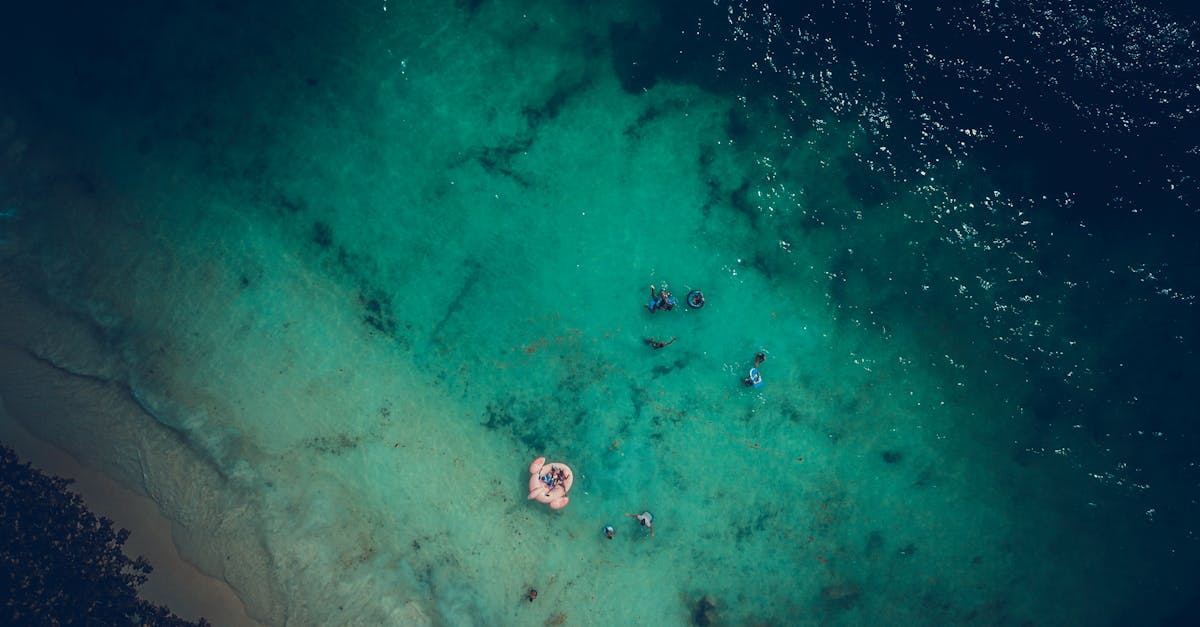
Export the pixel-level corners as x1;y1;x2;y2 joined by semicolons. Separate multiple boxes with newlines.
0;270;261;626
0;398;260;627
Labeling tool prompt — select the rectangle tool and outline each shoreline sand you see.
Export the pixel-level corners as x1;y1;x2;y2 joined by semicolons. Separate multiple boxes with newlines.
0;276;261;625
0;400;260;626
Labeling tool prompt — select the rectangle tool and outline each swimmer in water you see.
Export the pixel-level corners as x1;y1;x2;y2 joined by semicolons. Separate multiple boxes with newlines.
625;511;655;537
744;352;767;386
604;525;615;540
647;285;677;313
645;337;677;350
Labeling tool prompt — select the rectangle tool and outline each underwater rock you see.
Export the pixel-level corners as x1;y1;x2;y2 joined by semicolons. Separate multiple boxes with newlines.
690;594;719;626
820;581;861;610
865;530;884;556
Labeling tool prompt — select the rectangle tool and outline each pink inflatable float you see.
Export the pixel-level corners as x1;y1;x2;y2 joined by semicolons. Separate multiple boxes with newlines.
527;456;573;510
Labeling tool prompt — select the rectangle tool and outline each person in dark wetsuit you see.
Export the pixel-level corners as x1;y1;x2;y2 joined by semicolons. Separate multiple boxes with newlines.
645;337;677;349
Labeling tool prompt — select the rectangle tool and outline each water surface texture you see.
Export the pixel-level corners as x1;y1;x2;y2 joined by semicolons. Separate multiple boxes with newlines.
1;1;1197;625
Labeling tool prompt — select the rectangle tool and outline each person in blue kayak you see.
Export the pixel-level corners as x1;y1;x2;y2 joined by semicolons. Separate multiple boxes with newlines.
743;352;766;387
646;284;676;313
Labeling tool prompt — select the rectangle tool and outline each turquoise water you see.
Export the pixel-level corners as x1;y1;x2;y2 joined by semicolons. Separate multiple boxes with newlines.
1;1;1197;625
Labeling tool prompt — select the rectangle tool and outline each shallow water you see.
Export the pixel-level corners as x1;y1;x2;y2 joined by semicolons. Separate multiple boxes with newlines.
1;1;1197;625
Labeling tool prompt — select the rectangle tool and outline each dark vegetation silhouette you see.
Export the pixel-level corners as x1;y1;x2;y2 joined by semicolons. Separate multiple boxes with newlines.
0;443;209;626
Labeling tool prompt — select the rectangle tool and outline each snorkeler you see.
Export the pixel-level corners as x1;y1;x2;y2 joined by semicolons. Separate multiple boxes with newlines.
645;337;677;350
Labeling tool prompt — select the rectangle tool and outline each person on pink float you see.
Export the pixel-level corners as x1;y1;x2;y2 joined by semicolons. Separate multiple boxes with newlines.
527;456;574;510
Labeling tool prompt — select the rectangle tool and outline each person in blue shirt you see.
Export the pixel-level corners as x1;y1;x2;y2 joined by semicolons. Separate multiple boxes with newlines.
647;285;676;313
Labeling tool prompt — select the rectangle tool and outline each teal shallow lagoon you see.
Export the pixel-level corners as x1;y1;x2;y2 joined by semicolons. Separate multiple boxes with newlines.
1;1;1197;625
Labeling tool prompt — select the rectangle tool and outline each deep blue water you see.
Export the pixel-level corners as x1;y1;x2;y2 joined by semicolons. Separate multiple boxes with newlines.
625;0;1200;528
606;1;1200;621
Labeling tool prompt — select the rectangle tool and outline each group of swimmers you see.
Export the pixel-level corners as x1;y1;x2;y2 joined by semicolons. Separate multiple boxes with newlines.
525;511;654;604
646;283;707;314
643;282;766;387
523;281;751;604
604;511;655;539
644;283;696;351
